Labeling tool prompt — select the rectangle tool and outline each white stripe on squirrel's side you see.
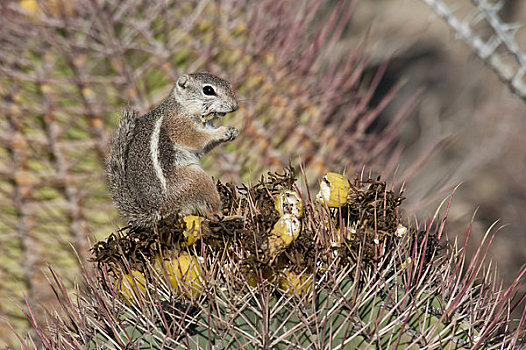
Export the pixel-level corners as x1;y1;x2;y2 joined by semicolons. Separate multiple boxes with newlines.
150;116;167;191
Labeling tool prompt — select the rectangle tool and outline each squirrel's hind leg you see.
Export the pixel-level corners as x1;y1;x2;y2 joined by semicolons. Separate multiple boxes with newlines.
167;167;222;218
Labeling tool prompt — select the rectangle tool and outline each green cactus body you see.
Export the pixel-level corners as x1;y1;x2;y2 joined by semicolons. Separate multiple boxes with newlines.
25;171;525;349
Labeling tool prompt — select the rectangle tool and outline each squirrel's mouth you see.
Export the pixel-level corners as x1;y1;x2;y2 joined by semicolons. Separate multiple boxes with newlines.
201;112;227;128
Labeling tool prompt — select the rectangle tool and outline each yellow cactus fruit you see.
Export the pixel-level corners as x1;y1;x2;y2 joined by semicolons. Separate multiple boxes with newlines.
19;0;39;13
118;270;147;306
19;0;74;19
271;214;301;246
329;226;342;247
242;267;258;288
279;270;314;298
274;190;304;218
263;214;302;263
316;172;350;208
395;224;408;237
181;215;205;246
163;252;204;299
401;257;412;269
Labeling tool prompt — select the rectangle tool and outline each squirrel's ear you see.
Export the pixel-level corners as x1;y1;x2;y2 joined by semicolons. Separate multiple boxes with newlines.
177;74;189;88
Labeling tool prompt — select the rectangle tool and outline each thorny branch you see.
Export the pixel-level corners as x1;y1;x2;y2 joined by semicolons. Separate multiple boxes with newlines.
422;0;526;101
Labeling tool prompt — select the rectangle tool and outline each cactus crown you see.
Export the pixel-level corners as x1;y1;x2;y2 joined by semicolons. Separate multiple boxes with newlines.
23;169;526;349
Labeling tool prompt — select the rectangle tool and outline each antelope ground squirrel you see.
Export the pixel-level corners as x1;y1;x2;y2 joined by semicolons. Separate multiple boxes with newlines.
106;72;239;227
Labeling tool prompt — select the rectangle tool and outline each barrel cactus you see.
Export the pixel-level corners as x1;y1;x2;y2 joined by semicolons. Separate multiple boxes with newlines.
22;169;525;349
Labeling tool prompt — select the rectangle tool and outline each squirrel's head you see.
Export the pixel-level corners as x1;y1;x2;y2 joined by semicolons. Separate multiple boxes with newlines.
172;72;239;124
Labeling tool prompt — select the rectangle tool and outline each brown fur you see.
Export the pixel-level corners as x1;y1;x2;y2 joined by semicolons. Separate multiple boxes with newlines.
106;72;239;227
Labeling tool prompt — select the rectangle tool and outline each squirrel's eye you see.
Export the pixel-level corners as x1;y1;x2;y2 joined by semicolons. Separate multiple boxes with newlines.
203;85;216;96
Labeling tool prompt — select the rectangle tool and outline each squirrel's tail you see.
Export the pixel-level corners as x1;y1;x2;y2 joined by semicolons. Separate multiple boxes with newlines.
106;108;143;226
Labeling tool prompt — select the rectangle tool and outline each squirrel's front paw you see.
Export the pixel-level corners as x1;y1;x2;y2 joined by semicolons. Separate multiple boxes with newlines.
222;126;239;142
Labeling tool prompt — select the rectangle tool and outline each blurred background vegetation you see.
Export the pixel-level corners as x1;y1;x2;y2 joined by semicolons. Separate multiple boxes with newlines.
1;0;525;345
